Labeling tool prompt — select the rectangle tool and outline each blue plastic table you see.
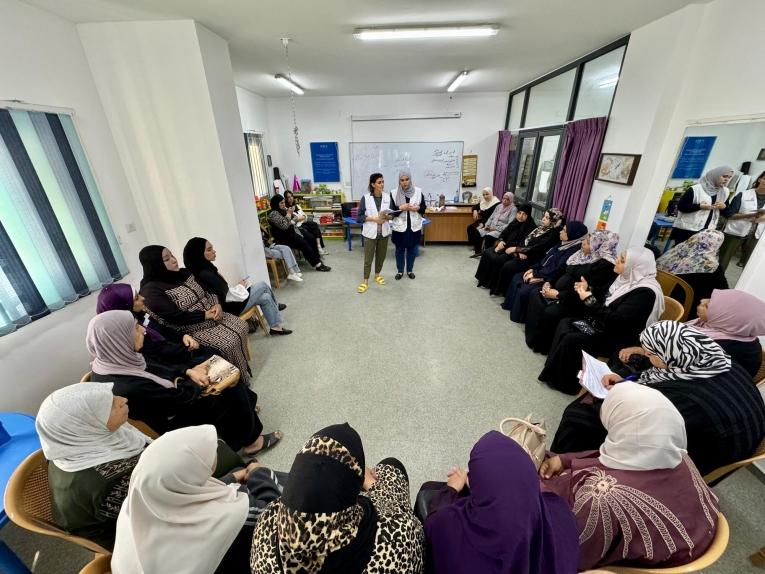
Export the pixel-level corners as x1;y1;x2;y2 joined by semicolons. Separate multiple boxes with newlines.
0;413;40;574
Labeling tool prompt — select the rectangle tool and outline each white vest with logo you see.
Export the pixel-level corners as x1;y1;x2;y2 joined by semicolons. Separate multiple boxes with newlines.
673;183;730;232
390;187;423;233
362;192;391;239
724;188;759;238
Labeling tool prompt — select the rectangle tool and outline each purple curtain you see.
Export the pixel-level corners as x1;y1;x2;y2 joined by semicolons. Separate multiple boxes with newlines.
492;130;512;199
552;117;608;221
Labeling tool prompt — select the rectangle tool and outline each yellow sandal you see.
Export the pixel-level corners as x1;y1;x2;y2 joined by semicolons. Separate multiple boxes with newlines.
357;283;369;293
374;276;386;286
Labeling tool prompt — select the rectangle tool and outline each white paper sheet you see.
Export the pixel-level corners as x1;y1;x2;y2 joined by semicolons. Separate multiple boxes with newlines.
578;351;615;399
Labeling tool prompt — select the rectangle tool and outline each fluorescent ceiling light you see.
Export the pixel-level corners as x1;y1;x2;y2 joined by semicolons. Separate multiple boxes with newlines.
447;71;470;92
275;74;304;95
354;25;498;41
598;75;619;88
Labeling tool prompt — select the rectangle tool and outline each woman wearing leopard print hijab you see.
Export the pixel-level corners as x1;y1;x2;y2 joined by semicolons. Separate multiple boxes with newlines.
250;423;424;573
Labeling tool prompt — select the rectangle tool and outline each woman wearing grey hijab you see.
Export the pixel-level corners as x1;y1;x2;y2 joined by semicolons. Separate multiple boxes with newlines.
390;169;427;279
670;165;734;245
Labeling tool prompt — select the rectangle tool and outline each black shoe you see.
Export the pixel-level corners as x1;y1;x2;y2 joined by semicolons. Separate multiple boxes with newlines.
278;303;287;311
269;328;293;335
395;273;403;280
407;272;415;279
316;264;332;272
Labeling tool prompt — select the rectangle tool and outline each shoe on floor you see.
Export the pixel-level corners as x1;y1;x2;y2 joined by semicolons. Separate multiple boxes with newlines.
470;253;481;259
269;328;292;335
287;273;303;282
395;273;403;280
407;272;416;279
316;264;332;272
318;247;328;255
278;303;287;311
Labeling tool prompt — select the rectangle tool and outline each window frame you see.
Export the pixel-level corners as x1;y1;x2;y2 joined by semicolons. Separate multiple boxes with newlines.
510;126;565;214
504;35;629;131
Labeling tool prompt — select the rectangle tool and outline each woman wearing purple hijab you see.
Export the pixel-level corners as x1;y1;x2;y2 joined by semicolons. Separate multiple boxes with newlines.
422;431;579;574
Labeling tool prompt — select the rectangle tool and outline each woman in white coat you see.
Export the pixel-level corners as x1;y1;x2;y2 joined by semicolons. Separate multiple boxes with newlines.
719;170;765;271
356;172;395;293
390;169;427;280
669;165;733;245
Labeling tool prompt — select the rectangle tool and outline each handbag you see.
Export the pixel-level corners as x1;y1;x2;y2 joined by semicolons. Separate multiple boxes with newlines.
500;415;547;470
571;319;598;336
226;284;249;303
200;355;240;396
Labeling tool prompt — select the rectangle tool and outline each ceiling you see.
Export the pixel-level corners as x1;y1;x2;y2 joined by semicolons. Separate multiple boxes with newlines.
24;0;706;97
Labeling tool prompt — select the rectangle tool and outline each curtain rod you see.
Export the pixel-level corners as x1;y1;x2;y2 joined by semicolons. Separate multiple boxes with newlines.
0;100;75;115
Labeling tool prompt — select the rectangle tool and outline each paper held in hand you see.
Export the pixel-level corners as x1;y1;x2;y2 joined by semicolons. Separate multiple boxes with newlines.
578;351;615;399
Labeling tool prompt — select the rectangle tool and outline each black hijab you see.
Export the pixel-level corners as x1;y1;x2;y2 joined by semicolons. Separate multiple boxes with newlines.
278;423;378;574
270;194;287;215
500;203;536;244
182;237;218;278
138;245;188;288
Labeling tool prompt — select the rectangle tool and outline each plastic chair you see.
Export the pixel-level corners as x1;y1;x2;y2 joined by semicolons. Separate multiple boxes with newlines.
659;296;684;321
79;373;159;439
79;554;111;574
656;271;694;321
703;436;765;484
4;450;111;557
601;513;729;573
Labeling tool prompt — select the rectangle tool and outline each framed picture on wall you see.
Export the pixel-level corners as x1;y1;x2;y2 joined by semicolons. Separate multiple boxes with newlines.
595;153;641;186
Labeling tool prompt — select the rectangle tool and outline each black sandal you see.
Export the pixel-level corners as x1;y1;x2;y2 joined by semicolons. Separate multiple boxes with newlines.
244;431;283;456
395;273;403;280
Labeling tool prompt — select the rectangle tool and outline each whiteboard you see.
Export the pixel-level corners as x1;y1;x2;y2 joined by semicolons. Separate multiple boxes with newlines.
349;141;464;200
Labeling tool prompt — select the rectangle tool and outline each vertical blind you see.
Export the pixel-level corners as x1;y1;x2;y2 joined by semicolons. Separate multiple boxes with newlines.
0;107;127;336
244;133;271;197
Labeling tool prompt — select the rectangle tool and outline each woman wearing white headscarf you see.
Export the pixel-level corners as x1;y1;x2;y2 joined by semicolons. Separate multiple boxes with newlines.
541;382;720;570
551;322;765;476
670;165;734;244
112;425;285;574
390;169;427;279
36;382;149;549
539;247;664;394
466;187;500;255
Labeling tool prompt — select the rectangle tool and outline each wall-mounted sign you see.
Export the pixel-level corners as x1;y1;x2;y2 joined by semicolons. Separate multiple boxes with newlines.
671;136;716;180
461;154;477;187
310;142;340;182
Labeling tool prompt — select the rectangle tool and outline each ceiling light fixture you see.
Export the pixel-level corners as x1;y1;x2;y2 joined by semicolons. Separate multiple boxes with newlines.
447;70;470;92
275;74;304;95
354;25;498;41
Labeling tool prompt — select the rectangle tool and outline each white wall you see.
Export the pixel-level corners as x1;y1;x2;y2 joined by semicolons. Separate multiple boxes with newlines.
260;92;508;199
0;0;146;413
78;20;267;284
582;0;765;300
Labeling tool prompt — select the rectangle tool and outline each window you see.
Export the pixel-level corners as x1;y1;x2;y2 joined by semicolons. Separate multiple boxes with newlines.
574;46;626;120
507;92;525;131
524;69;576;128
0;107;127;336
510;128;563;215
244;133;270;197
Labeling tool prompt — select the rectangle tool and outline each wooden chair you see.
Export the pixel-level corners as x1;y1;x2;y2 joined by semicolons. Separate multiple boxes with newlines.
79;554;111;574
4;450;111;558
659;296;684;322
656;271;694;322
602;513;729;573
261;224;288;288
703;436;765;484
755;349;765;386
80;372;159;439
239;306;269;362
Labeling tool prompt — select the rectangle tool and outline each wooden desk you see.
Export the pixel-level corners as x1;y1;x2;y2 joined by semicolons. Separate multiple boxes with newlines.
423;206;473;243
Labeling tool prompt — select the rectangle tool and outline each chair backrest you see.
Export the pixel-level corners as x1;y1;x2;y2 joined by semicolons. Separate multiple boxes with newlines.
601;513;729;573
659;296;684;322
79;554;112;574
703;436;765;484
755;350;765;386
655;270;694;321
3;450;111;556
80;372;159;439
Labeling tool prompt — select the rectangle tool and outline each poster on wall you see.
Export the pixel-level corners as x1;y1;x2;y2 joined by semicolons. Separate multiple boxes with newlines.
671;136;716;180
461;154;477;187
310;142;340;182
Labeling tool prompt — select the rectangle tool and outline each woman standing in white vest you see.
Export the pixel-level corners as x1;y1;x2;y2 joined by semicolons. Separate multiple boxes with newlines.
669;165;734;245
390;169;427;280
719;170;765;271
357;173;395;293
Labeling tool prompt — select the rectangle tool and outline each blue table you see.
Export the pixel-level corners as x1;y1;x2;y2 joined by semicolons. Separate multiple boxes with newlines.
649;214;676;254
343;217;431;251
0;413;40;574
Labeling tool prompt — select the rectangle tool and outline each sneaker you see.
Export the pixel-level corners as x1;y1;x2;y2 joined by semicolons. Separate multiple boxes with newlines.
287;273;303;282
317;264;332;272
318;247;328;255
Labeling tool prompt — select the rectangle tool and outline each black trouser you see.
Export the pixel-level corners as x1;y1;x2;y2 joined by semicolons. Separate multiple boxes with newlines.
467;223;483;253
300;220;324;247
285;233;321;267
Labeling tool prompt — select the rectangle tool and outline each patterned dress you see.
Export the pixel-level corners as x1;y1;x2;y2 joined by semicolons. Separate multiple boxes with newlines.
141;275;250;380
542;452;720;570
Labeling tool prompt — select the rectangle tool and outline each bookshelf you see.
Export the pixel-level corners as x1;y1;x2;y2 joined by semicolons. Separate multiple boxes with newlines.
292;192;345;239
